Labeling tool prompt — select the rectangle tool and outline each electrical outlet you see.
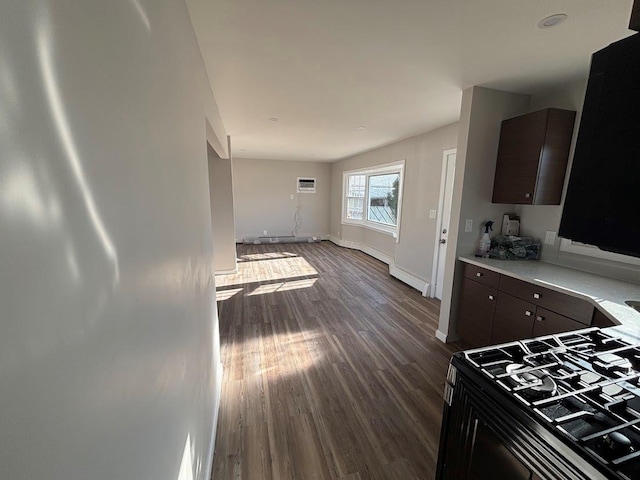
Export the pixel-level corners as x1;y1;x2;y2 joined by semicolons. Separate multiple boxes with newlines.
429;209;437;219
544;231;557;245
465;219;473;233
263;230;268;235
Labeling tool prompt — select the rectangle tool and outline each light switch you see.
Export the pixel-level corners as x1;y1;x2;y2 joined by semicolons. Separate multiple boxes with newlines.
290;194;294;200
465;219;473;233
429;209;437;219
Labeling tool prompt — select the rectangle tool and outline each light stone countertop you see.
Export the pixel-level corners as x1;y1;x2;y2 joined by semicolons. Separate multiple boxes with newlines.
458;255;640;342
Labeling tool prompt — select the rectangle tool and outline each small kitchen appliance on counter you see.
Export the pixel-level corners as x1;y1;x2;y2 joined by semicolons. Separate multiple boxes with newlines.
437;328;640;479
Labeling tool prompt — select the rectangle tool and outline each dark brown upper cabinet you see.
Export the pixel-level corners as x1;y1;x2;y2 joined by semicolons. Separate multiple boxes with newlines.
492;108;576;205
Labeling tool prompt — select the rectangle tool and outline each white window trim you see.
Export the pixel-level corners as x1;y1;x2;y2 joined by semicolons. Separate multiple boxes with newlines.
559;238;640;267
341;161;405;241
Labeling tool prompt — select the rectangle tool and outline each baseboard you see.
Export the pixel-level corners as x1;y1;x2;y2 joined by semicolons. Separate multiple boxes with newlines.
329;235;359;250
389;263;429;296
203;361;224;480
330;236;431;295
359;244;393;265
435;329;448;343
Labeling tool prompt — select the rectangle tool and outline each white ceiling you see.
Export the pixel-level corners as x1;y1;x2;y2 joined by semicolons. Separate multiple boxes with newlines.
186;0;634;162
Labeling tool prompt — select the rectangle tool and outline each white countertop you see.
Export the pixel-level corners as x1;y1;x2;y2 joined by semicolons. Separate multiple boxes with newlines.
459;255;640;341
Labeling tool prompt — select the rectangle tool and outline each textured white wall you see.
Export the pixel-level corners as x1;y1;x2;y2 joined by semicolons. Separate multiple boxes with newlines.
437;87;530;341
329;124;459;283
208;144;237;272
0;2;223;479
233;158;331;240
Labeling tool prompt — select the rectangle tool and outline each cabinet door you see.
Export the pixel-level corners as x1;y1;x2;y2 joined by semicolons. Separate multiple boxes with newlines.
493;108;575;205
457;278;497;348
492;110;548;205
532;308;585;337
491;293;535;344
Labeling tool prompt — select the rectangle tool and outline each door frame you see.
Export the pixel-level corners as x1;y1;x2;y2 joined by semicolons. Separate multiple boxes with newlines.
430;148;457;298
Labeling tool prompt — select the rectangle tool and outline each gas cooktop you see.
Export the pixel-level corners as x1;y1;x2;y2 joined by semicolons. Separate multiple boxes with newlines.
461;328;640;479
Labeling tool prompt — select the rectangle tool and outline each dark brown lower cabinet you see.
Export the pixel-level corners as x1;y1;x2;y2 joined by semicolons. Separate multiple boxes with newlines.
456;263;612;348
532;308;584;337
457;278;497;347
491;293;536;344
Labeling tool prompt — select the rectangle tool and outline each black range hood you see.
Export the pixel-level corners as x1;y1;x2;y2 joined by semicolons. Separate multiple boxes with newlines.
559;31;640;259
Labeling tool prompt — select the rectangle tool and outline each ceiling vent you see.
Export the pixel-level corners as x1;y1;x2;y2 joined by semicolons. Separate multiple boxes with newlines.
297;177;316;193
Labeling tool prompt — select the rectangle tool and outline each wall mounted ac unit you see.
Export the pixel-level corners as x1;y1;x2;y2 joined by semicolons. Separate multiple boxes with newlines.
297;177;316;193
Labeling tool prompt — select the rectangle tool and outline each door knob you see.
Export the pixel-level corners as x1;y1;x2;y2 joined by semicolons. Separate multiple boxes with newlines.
440;239;446;244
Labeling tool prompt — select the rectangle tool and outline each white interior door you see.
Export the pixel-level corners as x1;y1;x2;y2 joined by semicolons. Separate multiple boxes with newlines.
432;149;456;300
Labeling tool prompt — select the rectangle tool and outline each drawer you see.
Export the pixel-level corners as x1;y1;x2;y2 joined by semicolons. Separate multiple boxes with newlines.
491;292;536;344
532;308;585;337
498;276;593;325
463;263;500;289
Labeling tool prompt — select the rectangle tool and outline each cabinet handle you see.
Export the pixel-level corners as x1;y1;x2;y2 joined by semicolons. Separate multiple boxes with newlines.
525;310;533;317
536;315;545;322
488;295;494;301
533;293;541;299
476;272;483;277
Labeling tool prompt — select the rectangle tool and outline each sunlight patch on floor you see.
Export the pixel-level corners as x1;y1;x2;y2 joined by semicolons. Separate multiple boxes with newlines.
216;256;318;288
238;251;298;262
215;287;243;301
247;278;317;296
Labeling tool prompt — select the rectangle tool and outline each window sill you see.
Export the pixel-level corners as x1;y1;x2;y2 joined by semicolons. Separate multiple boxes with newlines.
341;219;398;239
559;239;640;267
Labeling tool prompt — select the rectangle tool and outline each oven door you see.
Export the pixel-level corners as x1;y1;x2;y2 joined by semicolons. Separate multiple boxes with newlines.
468;419;533;479
436;357;609;480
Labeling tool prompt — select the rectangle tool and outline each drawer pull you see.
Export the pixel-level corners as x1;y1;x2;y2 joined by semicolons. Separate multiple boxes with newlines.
535;315;545;322
533;293;541;299
525;310;533;317
488;295;494;301
476;272;483;277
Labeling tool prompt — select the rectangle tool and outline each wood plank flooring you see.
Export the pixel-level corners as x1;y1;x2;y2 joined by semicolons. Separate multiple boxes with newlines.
212;241;461;480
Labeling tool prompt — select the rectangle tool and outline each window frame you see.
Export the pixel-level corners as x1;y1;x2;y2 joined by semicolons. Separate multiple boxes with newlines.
341;161;405;238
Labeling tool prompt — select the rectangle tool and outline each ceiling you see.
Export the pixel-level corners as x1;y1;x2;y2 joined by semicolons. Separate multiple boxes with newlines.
186;0;634;162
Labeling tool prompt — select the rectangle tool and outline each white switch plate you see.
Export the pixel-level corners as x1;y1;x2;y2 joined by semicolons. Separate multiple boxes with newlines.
290;194;294;200
544;231;557;245
429;209;437;219
465;219;473;233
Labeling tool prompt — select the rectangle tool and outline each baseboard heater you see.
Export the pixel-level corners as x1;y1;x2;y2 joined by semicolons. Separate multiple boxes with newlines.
243;236;320;245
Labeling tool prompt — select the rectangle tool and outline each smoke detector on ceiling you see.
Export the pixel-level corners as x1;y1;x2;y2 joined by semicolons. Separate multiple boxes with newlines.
538;14;568;29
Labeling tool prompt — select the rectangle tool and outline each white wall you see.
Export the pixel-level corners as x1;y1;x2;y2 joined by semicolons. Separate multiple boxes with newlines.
233;158;331;240
437;87;530;341
0;2;223;480
208;143;237;273
329;123;459;288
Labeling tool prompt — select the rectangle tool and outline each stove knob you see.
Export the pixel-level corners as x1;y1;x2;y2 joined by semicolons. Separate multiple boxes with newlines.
602;432;633;454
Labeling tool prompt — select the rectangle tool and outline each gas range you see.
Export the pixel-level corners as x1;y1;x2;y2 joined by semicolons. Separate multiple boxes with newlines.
454;327;640;479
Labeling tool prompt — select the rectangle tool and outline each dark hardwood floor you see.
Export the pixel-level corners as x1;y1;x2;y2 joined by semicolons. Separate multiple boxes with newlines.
212;241;461;480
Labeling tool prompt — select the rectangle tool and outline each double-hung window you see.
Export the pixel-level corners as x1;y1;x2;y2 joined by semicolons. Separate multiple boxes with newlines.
342;161;405;236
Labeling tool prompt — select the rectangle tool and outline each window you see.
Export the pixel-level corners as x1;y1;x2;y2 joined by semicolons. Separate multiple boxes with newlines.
342;162;404;236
